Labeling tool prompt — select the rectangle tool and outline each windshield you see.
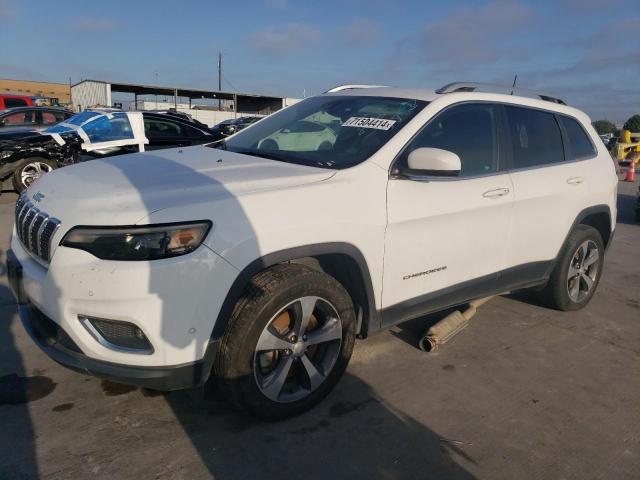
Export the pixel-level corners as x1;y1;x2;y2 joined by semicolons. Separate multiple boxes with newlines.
45;111;102;134
216;95;427;169
44;112;134;143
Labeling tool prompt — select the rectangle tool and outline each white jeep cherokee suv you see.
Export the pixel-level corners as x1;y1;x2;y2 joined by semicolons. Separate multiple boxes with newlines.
7;83;617;418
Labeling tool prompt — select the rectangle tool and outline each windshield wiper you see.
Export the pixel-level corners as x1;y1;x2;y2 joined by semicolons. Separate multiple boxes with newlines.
209;139;227;150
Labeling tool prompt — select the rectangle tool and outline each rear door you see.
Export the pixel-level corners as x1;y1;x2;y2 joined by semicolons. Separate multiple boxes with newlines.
504;105;588;277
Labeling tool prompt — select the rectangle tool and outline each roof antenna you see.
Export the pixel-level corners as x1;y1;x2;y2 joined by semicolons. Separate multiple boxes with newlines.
510;74;518;95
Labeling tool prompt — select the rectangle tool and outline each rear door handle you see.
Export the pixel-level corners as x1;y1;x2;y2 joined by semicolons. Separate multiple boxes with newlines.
482;187;510;199
567;176;584;185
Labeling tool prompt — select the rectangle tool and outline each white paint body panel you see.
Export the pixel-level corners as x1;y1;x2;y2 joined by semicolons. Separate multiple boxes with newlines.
13;88;617;368
384;173;514;308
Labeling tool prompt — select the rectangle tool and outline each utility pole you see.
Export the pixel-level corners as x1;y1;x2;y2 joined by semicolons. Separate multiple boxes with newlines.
155;71;159;109
511;74;518;95
217;51;222;110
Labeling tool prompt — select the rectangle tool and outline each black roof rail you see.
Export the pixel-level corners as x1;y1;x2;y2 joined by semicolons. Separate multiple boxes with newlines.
435;82;566;105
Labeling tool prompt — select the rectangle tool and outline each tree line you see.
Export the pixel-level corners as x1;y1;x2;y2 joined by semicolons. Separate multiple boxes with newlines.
593;115;640;135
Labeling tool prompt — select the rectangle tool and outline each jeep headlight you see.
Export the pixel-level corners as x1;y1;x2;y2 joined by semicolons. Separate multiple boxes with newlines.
60;221;211;260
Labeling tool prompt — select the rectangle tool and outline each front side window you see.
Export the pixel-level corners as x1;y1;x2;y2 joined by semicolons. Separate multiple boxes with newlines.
83;113;134;143
505;106;564;168
559;116;596;160
2;111;35;125
218;95;428;169
397;103;499;177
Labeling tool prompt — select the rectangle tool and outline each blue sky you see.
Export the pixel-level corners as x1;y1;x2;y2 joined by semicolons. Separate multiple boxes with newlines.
1;0;638;123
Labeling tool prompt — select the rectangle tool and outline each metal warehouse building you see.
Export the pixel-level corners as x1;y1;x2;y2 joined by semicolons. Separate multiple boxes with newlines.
71;79;299;118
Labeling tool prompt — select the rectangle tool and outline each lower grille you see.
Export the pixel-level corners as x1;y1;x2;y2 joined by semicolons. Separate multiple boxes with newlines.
15;194;60;263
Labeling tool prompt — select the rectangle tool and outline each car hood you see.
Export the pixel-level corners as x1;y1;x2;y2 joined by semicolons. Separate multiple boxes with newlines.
25;144;336;226
0;129;43;145
0;126;42;135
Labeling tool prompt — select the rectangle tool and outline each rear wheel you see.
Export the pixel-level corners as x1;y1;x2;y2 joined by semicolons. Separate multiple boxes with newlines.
539;225;604;311
12;158;56;192
214;264;355;419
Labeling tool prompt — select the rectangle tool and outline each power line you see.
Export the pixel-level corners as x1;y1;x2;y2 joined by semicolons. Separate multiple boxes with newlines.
223;75;239;92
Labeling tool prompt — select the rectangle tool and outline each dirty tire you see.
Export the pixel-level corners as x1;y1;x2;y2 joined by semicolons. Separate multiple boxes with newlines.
539;224;604;311
12;157;56;192
214;263;356;419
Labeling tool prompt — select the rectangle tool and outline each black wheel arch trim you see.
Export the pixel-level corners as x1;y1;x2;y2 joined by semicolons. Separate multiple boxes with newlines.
566;204;613;252
211;242;379;342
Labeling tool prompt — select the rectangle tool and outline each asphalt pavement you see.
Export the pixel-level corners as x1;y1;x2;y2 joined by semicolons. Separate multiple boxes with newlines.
0;180;638;480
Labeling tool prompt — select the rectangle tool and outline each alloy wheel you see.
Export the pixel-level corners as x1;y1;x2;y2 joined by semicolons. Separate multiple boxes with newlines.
566;240;600;303
20;162;53;188
253;296;342;403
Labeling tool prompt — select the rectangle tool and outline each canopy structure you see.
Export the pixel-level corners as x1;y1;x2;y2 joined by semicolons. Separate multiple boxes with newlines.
71;79;291;114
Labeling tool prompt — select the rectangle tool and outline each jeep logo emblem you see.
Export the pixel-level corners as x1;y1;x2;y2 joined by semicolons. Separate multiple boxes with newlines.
33;192;45;202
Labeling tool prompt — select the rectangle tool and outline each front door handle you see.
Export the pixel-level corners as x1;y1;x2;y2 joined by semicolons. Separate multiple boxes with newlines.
482;187;510;199
567;176;584;185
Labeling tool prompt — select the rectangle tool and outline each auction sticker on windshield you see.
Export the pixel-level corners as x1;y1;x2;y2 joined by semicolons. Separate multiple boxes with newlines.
342;117;397;130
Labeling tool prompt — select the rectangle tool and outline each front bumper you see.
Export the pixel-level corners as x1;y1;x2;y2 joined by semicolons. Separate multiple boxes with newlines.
18;302;219;390
8;225;238;375
8;248;221;390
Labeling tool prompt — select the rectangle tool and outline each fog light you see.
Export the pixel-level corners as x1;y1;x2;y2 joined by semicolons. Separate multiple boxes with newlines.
79;315;153;354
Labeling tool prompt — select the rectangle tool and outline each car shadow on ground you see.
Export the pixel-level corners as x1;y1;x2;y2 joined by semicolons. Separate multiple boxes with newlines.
616;193;638;225
0;249;46;479
162;372;477;480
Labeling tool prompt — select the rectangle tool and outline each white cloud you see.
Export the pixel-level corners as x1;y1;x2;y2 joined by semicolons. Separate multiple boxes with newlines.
418;1;534;65
341;19;381;48
70;17;118;33
248;23;321;56
0;0;16;19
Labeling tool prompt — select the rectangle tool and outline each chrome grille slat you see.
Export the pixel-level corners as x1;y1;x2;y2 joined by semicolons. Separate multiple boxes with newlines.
21;209;36;243
26;208;41;251
29;213;46;253
14;194;60;264
39;218;60;262
35;214;50;257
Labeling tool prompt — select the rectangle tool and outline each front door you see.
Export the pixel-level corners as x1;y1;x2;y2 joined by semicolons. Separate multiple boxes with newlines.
382;102;513;326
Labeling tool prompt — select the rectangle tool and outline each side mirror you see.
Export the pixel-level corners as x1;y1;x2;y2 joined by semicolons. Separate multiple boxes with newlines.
406;147;461;176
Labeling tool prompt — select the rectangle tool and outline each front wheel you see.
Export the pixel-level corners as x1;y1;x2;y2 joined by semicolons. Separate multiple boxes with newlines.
539;225;604;311
12;158;56;192
214;264;356;419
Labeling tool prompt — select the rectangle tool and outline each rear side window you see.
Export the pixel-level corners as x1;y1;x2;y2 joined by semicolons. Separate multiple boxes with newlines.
559;116;596;160
505;106;564;168
42;112;58;125
4;98;28;108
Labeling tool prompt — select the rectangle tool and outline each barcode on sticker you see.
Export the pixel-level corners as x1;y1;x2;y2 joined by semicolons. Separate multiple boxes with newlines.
342;117;397;130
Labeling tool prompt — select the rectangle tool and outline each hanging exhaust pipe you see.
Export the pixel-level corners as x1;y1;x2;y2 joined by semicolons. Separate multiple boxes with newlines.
418;296;494;352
